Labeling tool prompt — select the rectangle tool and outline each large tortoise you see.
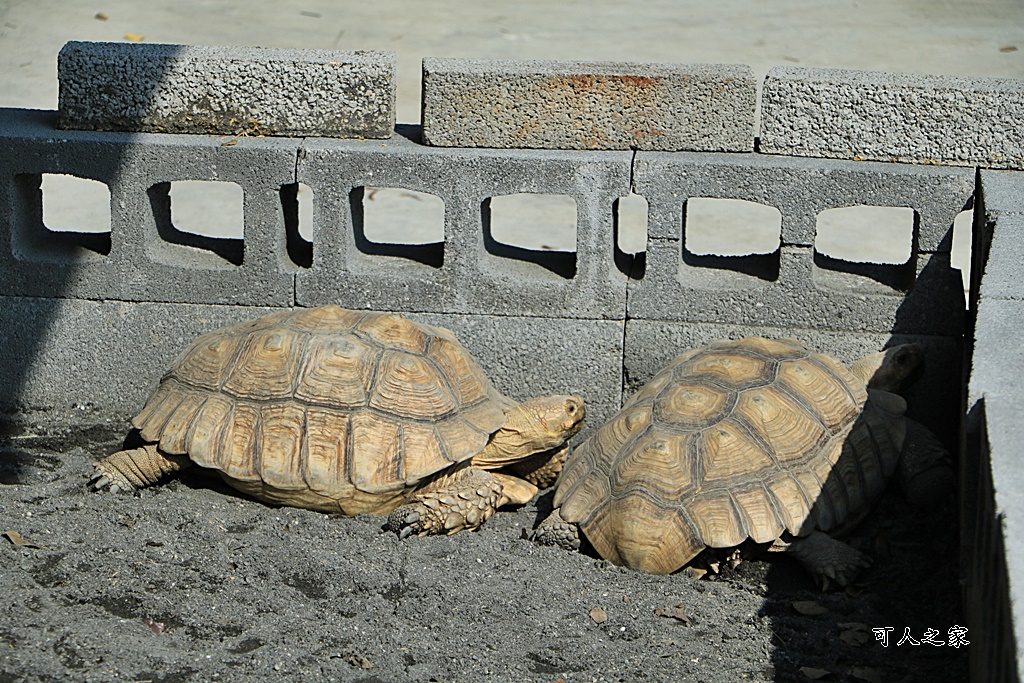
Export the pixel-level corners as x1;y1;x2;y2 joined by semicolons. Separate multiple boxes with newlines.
533;337;952;588
92;305;585;537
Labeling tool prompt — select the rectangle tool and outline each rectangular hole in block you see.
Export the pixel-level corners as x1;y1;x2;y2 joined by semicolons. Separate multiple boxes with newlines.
952;200;974;305
484;193;577;279
682;198;781;283
352;186;445;268
614;193;648;278
149;181;245;268
281;182;314;269
12;173;111;261
813;205;916;292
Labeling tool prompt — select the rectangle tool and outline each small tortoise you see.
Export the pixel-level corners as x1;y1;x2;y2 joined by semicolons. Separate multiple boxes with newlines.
92;305;585;537
533;337;952;588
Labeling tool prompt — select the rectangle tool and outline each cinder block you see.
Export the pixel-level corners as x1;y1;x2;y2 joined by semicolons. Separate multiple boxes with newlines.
422;58;755;152
633;150;974;251
0;108;298;306
624;319;962;445
978;213;1024;302
0;296;623;443
412;313;624;441
628;150;969;335
58;41;396;139
296;132;631;319
976;171;1024;302
0;296;278;425
980;169;1024;215
970;298;1024;659
761;66;1024;169
628;241;964;336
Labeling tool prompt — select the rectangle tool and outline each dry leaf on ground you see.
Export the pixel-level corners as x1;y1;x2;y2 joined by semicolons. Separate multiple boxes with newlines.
792;600;827;616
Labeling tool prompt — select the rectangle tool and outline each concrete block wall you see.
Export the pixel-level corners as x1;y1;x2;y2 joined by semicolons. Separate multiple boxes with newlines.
0;104;971;443
4;43;1022;681
965;170;1024;683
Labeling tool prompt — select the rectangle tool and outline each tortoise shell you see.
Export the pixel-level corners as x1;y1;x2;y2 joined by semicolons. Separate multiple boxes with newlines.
131;305;511;514
553;337;900;575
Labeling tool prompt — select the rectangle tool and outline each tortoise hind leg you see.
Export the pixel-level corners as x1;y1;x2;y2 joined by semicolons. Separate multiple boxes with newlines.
91;444;193;492
387;466;531;538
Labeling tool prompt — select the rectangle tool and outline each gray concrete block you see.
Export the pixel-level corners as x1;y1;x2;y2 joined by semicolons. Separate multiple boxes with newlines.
422;58;755;152
978;213;1024;302
296;132;631;319
976;171;1024;302
980;169;1024;215
761;66;1024;169
969;297;1024;675
58;41;396;139
412;313;625;441
0;297;623;444
624;319;962;445
633;150;975;252
0;296;278;426
0;108;298;306
627;241;965;336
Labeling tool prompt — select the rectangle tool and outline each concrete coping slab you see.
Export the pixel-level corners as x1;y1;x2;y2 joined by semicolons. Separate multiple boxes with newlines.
57;41;396;139
421;57;756;152
761;66;1024;170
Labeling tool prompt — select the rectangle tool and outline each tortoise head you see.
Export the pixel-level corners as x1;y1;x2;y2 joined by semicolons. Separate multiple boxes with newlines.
520;395;586;446
472;396;586;468
849;343;925;394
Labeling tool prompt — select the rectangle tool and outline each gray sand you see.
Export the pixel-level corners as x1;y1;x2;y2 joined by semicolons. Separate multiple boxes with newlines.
1;422;965;682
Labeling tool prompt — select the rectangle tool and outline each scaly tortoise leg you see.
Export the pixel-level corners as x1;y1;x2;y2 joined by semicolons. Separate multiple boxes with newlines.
503;443;570;490
770;530;871;591
387;466;538;538
531;507;581;552
90;444;193;492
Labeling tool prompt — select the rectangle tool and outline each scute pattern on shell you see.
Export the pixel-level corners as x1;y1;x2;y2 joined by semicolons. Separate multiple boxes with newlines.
554;337;887;575
132;306;510;500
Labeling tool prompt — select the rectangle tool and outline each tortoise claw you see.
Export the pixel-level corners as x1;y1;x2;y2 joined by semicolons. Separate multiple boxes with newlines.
89;471;122;493
387;506;424;539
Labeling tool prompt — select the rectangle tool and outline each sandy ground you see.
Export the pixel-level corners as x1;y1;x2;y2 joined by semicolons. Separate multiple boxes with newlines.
1;421;966;682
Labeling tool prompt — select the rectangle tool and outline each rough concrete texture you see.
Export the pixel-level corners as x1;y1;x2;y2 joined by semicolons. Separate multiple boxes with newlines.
977;213;1024;301
0;108;299;306
421;58;755;151
969;297;1024;681
632;150;975;253
296;132;631;319
0;297;625;444
761;66;1024;169
628;243;965;336
981;169;1024;214
0;421;966;682
58;41;396;139
413;312;625;440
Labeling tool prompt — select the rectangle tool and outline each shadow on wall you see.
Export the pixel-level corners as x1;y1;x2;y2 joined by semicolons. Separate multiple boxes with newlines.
759;219;969;681
0;48;182;428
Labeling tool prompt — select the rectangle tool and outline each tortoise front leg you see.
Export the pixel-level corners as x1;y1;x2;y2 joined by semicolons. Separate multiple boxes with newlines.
387;466;537;538
531;507;581;552
770;531;871;591
502;444;570;490
91;444;193;492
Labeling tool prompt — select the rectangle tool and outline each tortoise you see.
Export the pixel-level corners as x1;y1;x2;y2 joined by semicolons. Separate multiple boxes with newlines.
532;337;952;588
91;305;585;537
